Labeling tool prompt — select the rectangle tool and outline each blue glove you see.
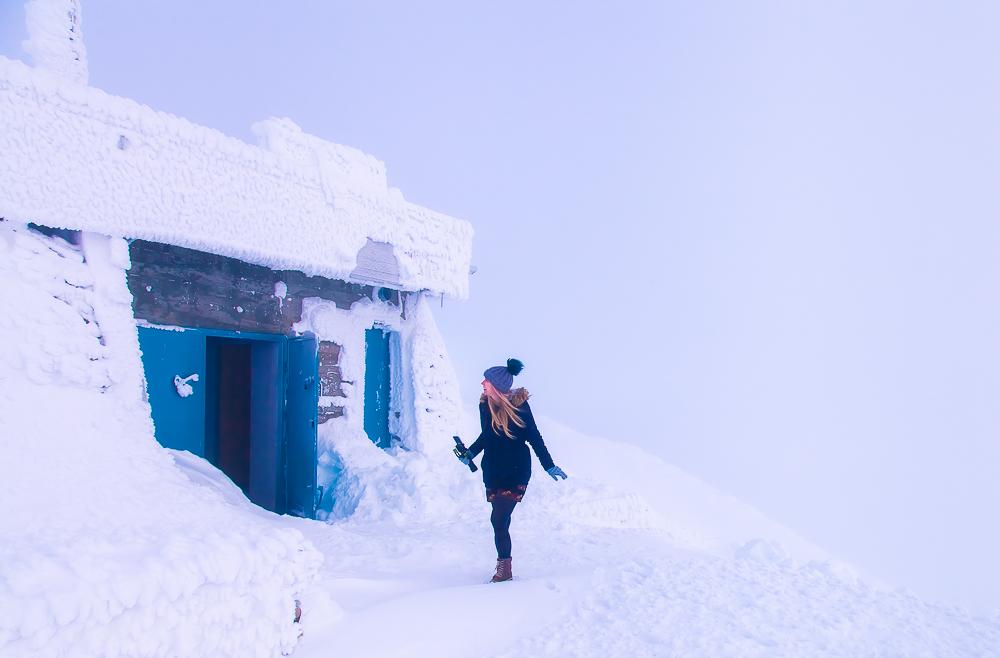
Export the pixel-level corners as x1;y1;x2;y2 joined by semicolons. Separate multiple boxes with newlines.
547;466;568;481
458;452;472;466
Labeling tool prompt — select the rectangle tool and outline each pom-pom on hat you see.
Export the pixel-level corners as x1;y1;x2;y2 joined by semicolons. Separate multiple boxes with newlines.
484;358;524;393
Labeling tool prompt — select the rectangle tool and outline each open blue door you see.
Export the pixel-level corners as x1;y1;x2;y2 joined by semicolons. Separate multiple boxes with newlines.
285;335;318;518
137;327;207;455
364;327;392;448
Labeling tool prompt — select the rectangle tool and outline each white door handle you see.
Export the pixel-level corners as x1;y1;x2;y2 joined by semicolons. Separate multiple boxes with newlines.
173;373;200;398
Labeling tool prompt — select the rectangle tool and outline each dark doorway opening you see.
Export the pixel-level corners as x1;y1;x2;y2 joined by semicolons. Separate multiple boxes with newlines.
204;336;286;513
210;339;252;493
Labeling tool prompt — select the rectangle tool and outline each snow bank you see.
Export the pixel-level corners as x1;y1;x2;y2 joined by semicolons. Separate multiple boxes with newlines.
0;222;320;657
0;55;473;298
289;407;999;658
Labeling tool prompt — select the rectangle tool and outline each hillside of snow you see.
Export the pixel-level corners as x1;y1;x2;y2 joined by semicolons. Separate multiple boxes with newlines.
180;409;1000;658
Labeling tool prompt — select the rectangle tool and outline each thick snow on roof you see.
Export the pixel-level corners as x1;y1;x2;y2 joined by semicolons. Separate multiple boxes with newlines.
0;56;473;298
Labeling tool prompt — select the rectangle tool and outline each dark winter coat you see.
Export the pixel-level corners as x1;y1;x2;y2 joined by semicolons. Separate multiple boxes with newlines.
466;388;555;490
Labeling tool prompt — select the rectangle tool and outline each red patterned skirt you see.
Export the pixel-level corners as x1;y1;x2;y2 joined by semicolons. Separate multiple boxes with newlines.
486;484;527;503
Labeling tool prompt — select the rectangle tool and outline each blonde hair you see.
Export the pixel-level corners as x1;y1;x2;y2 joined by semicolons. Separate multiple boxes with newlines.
483;383;526;438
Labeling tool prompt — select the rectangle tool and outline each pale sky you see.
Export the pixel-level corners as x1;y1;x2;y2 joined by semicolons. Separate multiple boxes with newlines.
2;1;998;611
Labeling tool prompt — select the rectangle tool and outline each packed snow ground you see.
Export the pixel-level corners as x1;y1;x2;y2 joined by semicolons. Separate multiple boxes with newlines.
180;415;1000;658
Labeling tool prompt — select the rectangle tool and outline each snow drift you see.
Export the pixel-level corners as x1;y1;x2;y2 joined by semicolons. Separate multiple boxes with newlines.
285;409;1000;658
0;222;320;658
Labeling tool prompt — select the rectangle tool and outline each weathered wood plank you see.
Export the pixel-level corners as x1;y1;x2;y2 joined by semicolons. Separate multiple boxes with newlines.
127;240;397;334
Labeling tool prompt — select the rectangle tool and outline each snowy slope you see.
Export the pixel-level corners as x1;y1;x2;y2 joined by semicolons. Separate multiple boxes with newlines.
174;406;998;658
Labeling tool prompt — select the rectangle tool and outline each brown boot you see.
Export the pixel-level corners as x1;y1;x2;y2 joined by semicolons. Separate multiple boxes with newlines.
491;558;513;583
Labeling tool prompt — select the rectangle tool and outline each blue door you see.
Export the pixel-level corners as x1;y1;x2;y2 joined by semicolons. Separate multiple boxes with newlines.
364;327;392;448
139;327;322;518
248;340;284;512
285;335;318;518
137;327;207;455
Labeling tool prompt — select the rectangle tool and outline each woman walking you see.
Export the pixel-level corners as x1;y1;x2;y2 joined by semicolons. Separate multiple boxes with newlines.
458;358;568;582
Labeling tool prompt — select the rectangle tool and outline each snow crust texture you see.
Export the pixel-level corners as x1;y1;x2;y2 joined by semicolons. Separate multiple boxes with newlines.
493;552;998;658
0;56;473;298
0;222;321;658
288;412;1000;658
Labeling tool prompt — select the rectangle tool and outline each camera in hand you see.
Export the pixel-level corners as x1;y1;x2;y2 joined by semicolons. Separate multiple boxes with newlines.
453;436;478;472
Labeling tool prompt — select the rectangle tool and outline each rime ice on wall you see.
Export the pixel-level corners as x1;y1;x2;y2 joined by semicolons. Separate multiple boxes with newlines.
0;222;321;657
79;233;146;398
0;226;109;389
406;294;466;456
0;56;473;298
23;0;88;84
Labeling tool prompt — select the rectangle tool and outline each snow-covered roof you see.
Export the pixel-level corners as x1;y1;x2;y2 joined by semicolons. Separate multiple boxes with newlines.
0;55;474;298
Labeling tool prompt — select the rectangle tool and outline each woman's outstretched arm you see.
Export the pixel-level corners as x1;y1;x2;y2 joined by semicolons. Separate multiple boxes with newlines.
521;403;555;471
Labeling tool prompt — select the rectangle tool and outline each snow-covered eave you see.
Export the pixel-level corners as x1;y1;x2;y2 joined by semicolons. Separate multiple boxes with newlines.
0;55;474;299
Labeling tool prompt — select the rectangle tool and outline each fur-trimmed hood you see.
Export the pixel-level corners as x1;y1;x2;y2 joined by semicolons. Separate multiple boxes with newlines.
480;387;531;407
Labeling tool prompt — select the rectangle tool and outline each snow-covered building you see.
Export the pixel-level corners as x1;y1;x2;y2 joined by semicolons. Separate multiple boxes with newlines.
1;1;472;523
0;4;472;655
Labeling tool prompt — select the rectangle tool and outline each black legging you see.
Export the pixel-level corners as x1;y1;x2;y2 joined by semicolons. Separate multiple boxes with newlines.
490;498;518;559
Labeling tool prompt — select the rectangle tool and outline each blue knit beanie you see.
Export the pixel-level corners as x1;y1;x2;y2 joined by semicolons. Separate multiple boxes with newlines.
484;358;524;393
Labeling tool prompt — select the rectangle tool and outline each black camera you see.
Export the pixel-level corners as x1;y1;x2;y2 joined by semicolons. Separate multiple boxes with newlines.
453;436;478;472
